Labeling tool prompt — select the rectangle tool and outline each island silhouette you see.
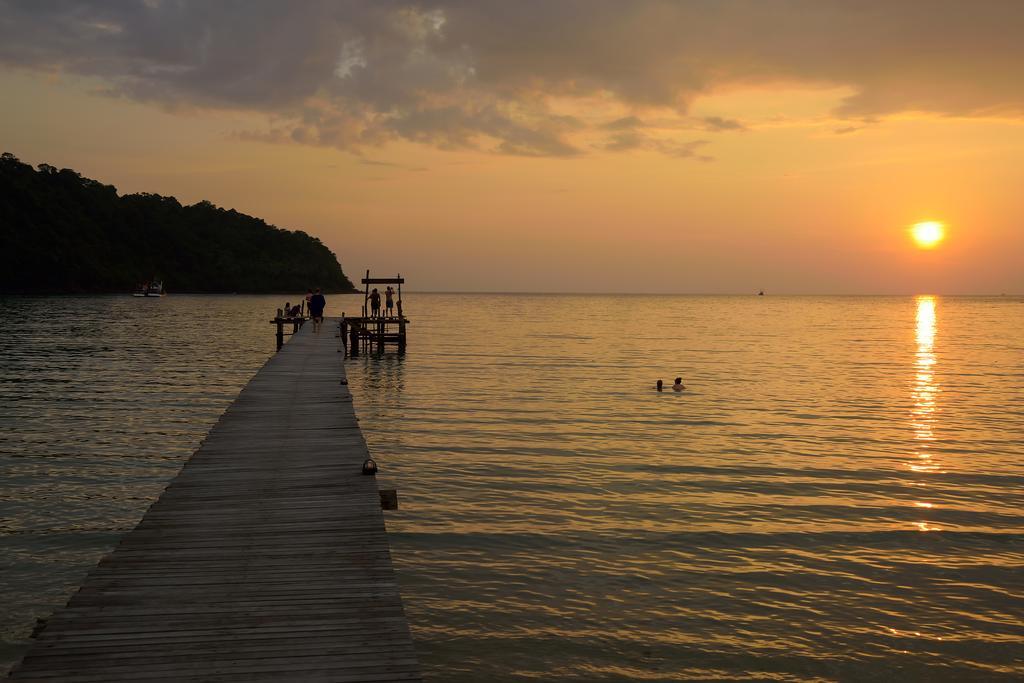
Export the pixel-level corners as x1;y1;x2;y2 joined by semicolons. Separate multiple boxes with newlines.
0;152;357;294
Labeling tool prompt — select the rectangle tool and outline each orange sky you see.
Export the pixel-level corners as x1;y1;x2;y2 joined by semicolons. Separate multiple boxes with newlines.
2;2;1022;293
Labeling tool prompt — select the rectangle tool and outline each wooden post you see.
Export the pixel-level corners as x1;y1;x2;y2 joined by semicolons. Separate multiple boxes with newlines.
340;316;348;351
349;321;360;356
275;318;284;351
363;269;370;317
379;489;398;510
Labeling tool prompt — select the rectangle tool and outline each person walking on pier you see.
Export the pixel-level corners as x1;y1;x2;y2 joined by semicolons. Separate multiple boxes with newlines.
369;288;382;317
385;286;395;316
309;288;326;332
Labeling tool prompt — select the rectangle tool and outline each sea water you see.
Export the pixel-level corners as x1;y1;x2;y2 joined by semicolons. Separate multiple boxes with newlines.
1;294;1022;680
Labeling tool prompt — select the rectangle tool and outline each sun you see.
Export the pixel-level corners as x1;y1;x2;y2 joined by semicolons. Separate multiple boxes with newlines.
911;221;945;249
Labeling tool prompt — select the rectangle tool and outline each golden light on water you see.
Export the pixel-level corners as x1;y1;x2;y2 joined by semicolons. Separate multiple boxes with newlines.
910;296;942;526
910;221;945;249
915;296;936;352
911;296;938;461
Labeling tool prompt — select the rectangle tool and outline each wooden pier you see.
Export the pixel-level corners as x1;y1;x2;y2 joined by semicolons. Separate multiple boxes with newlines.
9;319;421;682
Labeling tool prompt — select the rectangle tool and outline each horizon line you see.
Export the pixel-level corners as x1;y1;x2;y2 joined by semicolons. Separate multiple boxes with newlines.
5;291;1020;298
359;290;1023;297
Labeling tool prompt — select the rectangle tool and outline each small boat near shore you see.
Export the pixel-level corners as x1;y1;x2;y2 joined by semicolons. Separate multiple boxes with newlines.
132;280;165;297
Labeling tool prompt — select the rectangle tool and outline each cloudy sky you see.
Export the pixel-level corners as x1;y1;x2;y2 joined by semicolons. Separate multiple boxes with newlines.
2;0;1022;292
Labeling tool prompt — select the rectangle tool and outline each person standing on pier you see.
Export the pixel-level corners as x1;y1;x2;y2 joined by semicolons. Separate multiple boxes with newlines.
309;288;326;332
369;288;382;317
385;286;395;316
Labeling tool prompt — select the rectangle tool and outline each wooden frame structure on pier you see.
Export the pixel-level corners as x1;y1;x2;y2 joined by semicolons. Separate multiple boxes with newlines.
340;270;409;354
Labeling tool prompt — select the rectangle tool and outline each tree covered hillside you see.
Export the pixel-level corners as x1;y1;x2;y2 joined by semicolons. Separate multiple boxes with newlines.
0;153;357;294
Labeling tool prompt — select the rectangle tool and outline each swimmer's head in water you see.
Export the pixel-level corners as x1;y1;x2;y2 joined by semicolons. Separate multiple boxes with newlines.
675;377;682;384
656;380;663;391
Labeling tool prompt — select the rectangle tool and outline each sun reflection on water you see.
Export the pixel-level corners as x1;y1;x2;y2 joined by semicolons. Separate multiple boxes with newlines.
910;296;942;527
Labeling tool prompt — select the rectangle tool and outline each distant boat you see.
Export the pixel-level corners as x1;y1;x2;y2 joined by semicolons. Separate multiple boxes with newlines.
132;280;166;297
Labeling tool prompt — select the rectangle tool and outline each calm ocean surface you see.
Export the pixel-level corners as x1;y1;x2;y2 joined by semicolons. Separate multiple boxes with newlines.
1;294;1022;680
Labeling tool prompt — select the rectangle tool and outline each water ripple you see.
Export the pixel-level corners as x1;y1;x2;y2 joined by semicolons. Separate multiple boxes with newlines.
2;294;1023;680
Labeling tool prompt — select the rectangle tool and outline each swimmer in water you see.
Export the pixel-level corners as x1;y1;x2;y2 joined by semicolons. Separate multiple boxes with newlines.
673;377;686;391
656;380;664;392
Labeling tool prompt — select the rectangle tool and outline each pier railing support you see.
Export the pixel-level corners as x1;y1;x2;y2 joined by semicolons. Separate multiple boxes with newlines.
270;315;306;352
349;320;360;356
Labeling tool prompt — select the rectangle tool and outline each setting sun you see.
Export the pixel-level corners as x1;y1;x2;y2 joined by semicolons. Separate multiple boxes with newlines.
911;221;946;249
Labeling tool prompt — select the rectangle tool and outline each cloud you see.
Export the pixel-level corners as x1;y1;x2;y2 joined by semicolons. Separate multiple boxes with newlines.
602;131;646;152
2;1;1023;157
601;131;711;160
357;158;427;172
603;116;645;130
701;116;747;132
383;104;582;156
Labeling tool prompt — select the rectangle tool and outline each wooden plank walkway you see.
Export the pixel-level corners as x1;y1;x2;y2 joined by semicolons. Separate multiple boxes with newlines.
9;319;422;682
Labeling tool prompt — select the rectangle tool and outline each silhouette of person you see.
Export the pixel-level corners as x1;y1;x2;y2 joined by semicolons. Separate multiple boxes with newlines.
673;377;686;392
385;286;395;316
309;288;326;332
369;288;382;317
656;380;664;392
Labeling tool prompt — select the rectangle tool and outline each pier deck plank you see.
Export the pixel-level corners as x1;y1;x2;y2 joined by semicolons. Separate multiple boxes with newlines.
9;319;421;682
